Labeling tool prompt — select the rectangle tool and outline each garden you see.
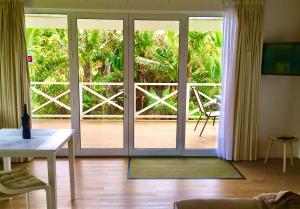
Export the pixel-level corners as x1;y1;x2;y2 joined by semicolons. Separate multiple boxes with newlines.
26;27;222;118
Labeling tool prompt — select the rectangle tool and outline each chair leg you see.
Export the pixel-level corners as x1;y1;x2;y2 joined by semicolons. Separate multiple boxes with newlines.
289;142;294;167
283;142;287;173
194;114;202;131
213;117;216;126
45;187;51;209
26;193;31;209
264;140;273;164
199;117;209;137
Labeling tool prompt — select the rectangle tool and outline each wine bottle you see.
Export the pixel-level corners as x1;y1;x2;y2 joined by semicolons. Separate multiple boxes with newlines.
21;104;31;139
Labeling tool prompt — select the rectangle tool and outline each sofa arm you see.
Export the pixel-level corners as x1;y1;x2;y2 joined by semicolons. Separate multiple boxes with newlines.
174;198;261;209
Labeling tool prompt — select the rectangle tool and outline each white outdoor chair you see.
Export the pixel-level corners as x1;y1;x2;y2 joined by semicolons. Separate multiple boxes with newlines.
192;87;220;137
0;167;50;209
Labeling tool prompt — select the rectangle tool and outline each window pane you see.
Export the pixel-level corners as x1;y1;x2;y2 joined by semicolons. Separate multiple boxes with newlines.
77;19;124;149
25;14;71;140
185;17;223;149
134;20;179;149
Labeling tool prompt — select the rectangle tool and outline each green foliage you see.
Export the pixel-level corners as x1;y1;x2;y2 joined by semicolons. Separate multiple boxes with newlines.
26;27;222;117
134;31;179;83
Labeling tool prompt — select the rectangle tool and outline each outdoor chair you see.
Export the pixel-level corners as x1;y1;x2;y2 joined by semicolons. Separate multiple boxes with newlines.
0;167;50;209
192;87;220;137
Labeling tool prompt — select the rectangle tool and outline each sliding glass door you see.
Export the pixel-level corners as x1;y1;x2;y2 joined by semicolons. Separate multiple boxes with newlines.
69;14;129;155
128;15;187;155
34;13;223;156
183;17;223;155
25;14;71;139
133;20;179;149
77;19;125;149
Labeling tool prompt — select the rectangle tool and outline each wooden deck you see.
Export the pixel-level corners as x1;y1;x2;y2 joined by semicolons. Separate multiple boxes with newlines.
32;119;218;150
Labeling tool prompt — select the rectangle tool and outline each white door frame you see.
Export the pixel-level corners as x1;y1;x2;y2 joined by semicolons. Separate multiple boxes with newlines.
128;14;186;156
27;12;219;157
127;14;217;156
68;13;130;156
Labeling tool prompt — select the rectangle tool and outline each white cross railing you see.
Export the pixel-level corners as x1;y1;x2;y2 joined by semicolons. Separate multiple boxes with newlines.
30;82;71;118
134;83;178;119
79;82;124;119
30;82;221;119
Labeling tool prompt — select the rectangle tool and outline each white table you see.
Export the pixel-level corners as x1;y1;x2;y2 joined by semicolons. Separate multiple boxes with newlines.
0;129;75;209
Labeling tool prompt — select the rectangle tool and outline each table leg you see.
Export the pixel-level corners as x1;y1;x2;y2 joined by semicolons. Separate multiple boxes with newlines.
47;154;57;209
26;192;31;209
3;157;11;171
3;157;12;201
289;142;294;167
264;140;273;164
283;142;287;173
68;136;76;201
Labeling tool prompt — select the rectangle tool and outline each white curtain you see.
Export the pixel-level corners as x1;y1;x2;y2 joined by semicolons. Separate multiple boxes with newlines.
232;0;264;161
218;0;238;160
218;0;264;161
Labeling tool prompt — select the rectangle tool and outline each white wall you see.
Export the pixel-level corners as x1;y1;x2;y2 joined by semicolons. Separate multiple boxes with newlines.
24;0;300;158
23;0;223;13
259;0;300;158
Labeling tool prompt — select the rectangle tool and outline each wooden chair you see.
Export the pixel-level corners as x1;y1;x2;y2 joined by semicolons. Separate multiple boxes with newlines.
192;87;220;136
0;167;50;209
264;134;299;172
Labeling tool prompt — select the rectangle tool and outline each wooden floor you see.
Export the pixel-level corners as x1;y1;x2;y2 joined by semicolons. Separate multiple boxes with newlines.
1;157;300;209
32;119;218;149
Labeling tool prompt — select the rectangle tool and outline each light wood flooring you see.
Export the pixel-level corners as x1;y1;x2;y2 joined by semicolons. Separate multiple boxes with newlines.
32;119;218;149
1;157;300;209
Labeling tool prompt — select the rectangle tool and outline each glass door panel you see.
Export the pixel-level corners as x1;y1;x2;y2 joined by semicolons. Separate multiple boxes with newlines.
185;17;223;149
25;14;71;139
77;19;124;149
133;20;179;149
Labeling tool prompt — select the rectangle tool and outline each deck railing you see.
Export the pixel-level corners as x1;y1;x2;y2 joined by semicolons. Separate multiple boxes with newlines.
30;82;221;119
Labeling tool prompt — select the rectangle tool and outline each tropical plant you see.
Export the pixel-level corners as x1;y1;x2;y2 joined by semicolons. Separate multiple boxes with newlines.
26;27;222;118
26;28;69;115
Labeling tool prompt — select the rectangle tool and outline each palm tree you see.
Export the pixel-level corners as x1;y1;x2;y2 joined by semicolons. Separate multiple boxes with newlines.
134;30;180;114
188;31;222;84
26;28;69;115
26;26;222;117
78;30;101;83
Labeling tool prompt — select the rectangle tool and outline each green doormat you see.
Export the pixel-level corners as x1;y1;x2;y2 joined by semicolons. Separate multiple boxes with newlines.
128;157;244;179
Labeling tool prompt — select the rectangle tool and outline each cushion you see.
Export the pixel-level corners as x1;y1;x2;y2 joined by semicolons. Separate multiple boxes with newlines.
0;168;46;195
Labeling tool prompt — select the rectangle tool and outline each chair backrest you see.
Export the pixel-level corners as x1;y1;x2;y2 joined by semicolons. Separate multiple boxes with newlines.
191;87;206;114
